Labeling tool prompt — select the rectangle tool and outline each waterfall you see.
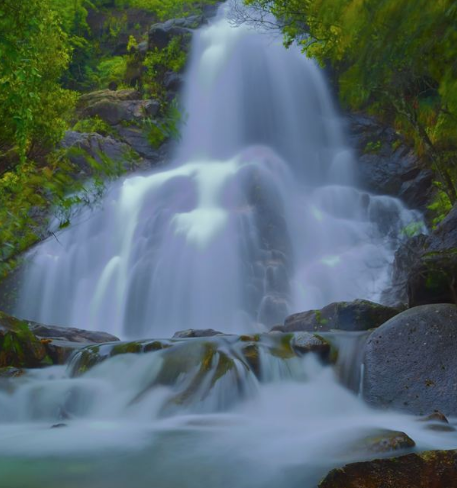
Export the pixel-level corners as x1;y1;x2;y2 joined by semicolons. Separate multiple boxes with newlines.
14;3;420;339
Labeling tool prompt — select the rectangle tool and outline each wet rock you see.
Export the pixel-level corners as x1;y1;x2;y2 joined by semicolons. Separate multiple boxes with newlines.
173;329;225;339
363;304;457;415
0;311;49;368
51;423;67;429
290;332;330;357
115;125;165;161
279;300;399;333
352;429;415;457
347;113;433;209
386;203;457;308
61;131;135;176
319;449;457;488
418;412;456;432
408;249;457;306
419;411;449;423
29;323;119;344
0;367;24;378
381;234;428;307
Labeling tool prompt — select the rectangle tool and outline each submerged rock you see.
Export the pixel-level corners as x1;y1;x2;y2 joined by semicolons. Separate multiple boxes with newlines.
363;304;457;415
277;300;399;333
319;449;457;488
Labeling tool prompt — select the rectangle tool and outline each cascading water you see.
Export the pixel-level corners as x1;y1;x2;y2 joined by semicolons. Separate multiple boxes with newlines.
14;2;420;339
3;4;455;488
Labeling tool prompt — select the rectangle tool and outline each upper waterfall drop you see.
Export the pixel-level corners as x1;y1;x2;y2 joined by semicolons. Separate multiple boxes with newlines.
14;4;421;338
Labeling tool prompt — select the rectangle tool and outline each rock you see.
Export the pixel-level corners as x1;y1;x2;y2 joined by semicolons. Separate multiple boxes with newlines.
115;125;164;161
319;449;457;488
0;367;24;378
347;113;433;209
290;332;330;357
278;300;399;333
61;131;135;176
81;98;160;126
419;411;449;423
381;234;428;307
0;310;119;368
173;329;225;339
387;203;457;308
0;311;49;368
29;323;119;344
363;304;457;415
408;249;457;306
164;71;184;92
148;15;207;51
78;89;141;109
427;204;457;251
348;429;415;458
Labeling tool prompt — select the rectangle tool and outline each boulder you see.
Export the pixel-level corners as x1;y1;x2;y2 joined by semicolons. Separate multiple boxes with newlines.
348;429;415;458
78;89;141;109
276;300;399;333
363;304;457;415
81;99;160;126
61;131;135;176
0;310;119;368
148;16;205;51
347;113;433;209
0;311;49;368
319;450;457;488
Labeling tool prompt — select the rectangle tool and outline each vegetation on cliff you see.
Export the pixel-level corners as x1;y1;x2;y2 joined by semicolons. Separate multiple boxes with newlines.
242;0;457;217
0;0;215;279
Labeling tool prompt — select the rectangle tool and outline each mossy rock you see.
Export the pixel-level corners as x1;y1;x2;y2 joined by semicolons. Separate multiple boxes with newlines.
0;311;50;368
319;449;457;487
280;300;399;333
349;429;415;457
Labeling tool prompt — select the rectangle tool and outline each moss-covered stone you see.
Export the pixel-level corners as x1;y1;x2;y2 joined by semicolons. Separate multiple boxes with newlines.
0;311;50;368
319;449;457;488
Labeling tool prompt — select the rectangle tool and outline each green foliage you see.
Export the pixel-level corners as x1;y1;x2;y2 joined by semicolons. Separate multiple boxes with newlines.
143;37;188;98
73;116;116;137
364;141;382;154
113;0;217;20
85;56;129;89
427;185;453;228
244;0;457;204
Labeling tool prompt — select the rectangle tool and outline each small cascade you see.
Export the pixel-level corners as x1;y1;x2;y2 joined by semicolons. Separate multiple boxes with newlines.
12;2;421;339
0;336;456;488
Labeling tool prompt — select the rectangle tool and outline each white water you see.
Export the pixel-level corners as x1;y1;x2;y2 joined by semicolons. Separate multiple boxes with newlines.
3;5;452;488
14;3;420;339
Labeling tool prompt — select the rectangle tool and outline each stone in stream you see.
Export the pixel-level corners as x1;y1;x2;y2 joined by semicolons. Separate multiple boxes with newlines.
348;429;415;457
172;328;225;338
363;304;457;416
319;449;457;488
275;300;399;333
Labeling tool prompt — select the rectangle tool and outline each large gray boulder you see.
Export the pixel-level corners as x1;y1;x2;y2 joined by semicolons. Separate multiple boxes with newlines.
275;300;399;333
363;304;457;415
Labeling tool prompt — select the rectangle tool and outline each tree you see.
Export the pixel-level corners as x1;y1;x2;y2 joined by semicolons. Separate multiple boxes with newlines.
240;0;457;203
